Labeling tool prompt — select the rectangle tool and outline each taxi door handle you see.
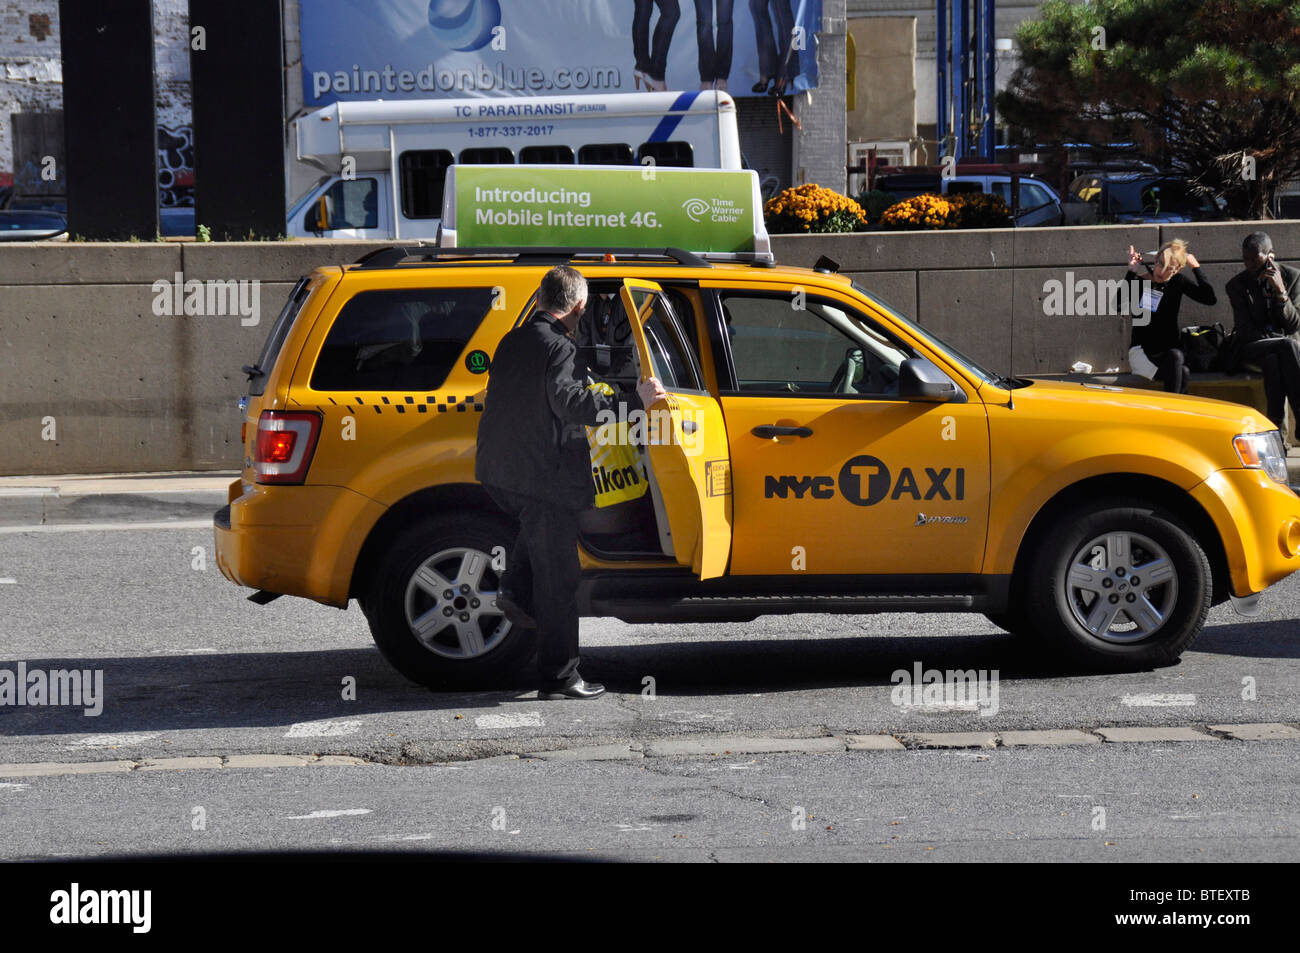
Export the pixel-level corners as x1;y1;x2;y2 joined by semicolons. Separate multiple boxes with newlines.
752;425;812;438
682;420;698;433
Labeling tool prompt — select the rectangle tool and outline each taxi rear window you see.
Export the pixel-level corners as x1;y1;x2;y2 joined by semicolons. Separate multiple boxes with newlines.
310;287;495;391
247;276;311;397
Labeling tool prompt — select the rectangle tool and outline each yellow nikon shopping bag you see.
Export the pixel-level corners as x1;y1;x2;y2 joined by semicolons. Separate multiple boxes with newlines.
585;382;650;509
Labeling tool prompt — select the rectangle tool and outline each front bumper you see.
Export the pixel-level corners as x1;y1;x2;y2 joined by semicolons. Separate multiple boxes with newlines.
1191;468;1300;596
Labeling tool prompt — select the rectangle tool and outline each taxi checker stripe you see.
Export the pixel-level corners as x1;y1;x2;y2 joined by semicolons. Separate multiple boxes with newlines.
646;90;701;142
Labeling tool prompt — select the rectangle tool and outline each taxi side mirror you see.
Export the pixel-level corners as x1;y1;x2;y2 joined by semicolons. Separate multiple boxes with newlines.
898;357;963;402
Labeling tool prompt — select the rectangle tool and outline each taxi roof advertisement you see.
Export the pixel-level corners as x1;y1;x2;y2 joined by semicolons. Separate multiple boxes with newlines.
300;0;822;106
444;165;763;253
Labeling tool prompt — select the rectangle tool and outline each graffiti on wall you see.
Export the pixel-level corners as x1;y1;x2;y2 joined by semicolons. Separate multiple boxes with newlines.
158;124;194;207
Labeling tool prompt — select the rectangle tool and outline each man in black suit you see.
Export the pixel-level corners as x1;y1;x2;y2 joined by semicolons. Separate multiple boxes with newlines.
476;265;665;699
1226;232;1300;437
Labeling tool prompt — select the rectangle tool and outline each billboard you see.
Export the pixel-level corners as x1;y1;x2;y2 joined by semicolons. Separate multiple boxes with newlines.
443;165;767;253
300;0;822;106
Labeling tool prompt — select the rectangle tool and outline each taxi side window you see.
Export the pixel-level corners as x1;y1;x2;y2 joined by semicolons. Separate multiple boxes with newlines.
719;291;912;397
629;289;703;392
311;287;495;391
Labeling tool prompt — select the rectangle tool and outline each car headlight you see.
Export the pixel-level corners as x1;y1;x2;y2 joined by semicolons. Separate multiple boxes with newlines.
1234;430;1289;485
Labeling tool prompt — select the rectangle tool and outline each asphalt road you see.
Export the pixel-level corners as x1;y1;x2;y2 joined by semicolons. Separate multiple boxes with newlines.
1;521;1298;861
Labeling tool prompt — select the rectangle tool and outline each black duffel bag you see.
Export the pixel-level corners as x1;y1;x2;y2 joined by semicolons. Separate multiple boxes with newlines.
1180;323;1226;372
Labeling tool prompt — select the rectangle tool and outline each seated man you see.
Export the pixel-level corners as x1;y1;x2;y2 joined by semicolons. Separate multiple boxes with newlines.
1226;232;1300;437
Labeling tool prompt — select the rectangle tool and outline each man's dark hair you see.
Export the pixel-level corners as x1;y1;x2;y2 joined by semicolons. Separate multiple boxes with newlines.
537;265;587;315
1243;231;1273;255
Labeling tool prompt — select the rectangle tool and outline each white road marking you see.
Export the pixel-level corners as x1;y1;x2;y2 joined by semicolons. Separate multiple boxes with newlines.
0;578;16;585
68;733;161;748
0;488;55;496
1122;693;1197;707
475;712;543;729
900;702;981;712
152;647;219;655
0;782;29;790
284;719;363;738
286;809;372;820
0;520;211;535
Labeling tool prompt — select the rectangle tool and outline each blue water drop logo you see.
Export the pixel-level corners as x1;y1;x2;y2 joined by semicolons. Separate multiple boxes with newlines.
428;0;502;52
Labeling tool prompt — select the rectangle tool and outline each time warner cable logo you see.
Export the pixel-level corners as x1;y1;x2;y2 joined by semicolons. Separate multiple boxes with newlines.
50;883;151;933
681;196;744;223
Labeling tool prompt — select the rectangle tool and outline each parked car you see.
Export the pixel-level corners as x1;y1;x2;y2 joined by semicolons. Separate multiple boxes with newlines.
1068;173;1223;223
6;194;66;213
0;209;67;240
1276;179;1300;219
874;172;1085;226
159;205;195;237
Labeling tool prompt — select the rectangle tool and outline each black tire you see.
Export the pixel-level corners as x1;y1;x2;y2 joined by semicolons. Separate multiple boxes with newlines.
360;512;536;689
1024;499;1211;670
984;606;1031;638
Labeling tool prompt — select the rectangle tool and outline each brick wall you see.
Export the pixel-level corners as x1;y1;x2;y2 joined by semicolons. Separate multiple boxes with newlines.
792;0;847;193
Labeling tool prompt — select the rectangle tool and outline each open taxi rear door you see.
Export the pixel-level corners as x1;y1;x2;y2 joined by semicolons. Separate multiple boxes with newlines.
618;278;732;579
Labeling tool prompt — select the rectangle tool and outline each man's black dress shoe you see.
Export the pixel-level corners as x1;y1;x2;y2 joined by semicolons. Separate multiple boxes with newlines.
496;590;536;628
538;677;606;700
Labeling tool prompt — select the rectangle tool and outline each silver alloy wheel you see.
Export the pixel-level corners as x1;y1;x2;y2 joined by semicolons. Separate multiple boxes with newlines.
403;546;511;659
1065;530;1178;643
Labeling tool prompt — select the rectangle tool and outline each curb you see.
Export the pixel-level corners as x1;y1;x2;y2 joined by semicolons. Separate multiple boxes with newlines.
0;471;233;527
3;724;1297;776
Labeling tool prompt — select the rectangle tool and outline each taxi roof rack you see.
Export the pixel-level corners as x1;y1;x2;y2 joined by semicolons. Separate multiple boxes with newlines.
354;245;721;270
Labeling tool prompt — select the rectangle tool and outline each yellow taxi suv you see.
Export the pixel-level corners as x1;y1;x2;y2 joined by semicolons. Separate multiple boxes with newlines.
213;243;1300;686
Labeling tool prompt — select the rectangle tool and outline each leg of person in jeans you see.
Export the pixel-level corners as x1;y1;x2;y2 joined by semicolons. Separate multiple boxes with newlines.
1260;352;1285;431
714;0;734;88
1275;339;1300;439
632;0;653;81
771;0;796;91
1155;348;1188;394
483;485;534;625
516;497;583;690
649;0;680;86
1241;339;1300;434
749;0;776;89
694;0;717;84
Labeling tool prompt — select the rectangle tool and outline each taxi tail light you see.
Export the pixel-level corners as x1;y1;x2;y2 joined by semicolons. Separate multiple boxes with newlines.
254;411;321;484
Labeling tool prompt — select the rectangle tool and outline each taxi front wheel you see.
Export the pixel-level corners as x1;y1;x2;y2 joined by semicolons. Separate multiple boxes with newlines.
1024;500;1211;670
360;513;537;689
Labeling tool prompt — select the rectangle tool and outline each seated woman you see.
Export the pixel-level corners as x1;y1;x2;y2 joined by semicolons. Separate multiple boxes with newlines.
1123;239;1216;393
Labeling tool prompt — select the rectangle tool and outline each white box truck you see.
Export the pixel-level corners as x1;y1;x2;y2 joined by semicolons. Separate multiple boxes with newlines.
289;90;743;240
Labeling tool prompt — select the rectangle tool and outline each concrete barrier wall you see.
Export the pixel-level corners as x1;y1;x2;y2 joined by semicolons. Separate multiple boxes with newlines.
773;221;1300;378
1;222;1298;475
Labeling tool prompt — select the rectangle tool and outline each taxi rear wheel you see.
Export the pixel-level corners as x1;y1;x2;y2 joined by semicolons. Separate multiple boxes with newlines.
361;513;536;689
1025;500;1211;670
